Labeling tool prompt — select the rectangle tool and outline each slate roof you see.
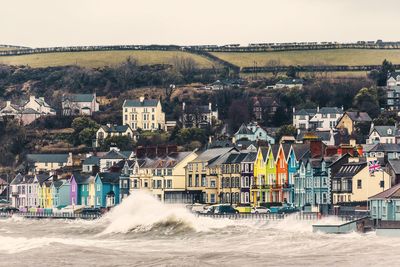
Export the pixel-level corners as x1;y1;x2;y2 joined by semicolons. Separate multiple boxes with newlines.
83;156;100;166
10;173;24;185
63;94;95;103
282;144;291;159
123;99;159;107
100;150;128;160
369;183;400;199
294;108;317;116
73;172;92;184
97;172;120;184
271;144;280;159
389;71;400;80
235;124;253;135
292;144;310;161
369;143;400;153
334;162;366;178
345;111;372;122
259;147;269;161
191;147;237;163
100;125;132;133
243;152;257;162
21;108;40;114
371;126;399;137
27;154;69;164
388;159;400;175
318;107;343;115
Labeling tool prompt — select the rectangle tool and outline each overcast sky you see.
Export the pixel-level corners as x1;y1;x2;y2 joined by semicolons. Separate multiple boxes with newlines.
2;0;399;48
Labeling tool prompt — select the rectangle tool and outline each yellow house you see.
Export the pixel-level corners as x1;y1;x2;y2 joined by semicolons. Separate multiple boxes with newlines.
122;97;166;131
40;181;53;208
186;147;238;204
252;147;268;206
151;151;198;203
336;111;372;135
332;158;390;204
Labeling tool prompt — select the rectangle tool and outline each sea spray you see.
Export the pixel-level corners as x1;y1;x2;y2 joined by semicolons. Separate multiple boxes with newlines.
99;191;235;235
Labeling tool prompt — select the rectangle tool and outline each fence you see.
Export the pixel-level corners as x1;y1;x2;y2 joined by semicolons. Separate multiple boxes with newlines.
197;212;365;221
0;212;100;220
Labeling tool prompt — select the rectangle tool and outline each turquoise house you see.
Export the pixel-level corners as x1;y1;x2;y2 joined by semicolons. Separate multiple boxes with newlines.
94;173;120;208
74;173;92;206
51;179;71;208
369;183;400;221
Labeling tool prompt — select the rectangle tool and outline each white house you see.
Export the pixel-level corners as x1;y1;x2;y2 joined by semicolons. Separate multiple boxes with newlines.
23;96;56;115
233;122;275;144
62;93;99;116
181;102;219;129
367;125;400;144
293;106;343;131
387;71;400;87
309;107;343;130
95;124;136;147
99;148;134;172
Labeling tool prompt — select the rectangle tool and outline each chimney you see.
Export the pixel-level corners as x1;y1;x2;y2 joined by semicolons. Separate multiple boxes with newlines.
6;101;11;107
317;106;320;112
209;102;212;112
341;105;344;111
310;139;324;158
357;111;360;117
182;102;186;111
30;95;36;102
139;96;145;103
293;107;295;114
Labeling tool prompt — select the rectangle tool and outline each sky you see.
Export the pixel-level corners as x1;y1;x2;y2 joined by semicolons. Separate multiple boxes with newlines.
1;0;400;48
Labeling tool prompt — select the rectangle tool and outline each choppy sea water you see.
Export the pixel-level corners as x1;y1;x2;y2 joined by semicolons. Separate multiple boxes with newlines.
0;193;399;267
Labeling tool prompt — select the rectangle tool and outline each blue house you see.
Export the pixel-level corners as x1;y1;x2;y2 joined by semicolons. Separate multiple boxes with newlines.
369;183;400;221
117;160;133;203
51;179;71;208
94;173;120;208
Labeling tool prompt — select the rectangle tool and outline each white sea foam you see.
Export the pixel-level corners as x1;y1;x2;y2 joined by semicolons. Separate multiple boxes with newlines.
99;191;235;235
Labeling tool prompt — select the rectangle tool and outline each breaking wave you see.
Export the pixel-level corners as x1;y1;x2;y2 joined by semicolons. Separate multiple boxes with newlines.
99;191;234;235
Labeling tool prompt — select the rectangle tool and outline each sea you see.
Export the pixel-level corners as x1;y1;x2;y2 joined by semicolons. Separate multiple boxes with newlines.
0;192;399;267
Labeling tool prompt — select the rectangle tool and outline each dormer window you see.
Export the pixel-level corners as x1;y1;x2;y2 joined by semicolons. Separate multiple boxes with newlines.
388;129;392;135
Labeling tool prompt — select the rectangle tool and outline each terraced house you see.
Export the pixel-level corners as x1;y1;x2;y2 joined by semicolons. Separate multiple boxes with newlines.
186;147;238;204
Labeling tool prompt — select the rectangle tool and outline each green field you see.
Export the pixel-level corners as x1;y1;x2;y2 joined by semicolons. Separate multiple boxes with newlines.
0;50;217;68
211;49;400;67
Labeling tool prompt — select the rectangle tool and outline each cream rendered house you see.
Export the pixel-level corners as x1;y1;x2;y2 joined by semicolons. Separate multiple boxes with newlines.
26;153;73;173
122;97;166;131
332;157;391;204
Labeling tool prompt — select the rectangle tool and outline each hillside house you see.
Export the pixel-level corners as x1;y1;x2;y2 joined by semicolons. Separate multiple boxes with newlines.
367;125;400;144
293;107;343;131
252;96;279;122
336;111;372;135
95;124;136;147
233;123;275;144
62;93;99;116
122;97;165;131
181;102;218;129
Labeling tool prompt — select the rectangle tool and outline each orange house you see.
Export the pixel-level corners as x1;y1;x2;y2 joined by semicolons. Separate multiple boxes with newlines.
275;144;290;203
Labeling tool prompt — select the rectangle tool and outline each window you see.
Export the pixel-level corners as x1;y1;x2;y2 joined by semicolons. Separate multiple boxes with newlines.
201;175;207;187
210;194;216;203
157;180;162;188
383;206;387;215
167;180;172;188
396;206;400;213
372;206;376;215
210;180;216;188
96;184;100;191
188;175;192;187
357;180;362;189
195;175;199;187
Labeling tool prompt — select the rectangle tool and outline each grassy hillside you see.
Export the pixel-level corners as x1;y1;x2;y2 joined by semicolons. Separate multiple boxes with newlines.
211;49;400;67
0;50;217;68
